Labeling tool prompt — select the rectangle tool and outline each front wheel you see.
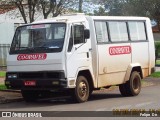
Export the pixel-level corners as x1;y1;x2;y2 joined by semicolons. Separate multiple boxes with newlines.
119;71;141;96
73;76;90;103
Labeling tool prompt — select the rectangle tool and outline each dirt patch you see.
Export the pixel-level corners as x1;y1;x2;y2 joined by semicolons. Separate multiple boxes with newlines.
0;77;5;85
0;91;22;104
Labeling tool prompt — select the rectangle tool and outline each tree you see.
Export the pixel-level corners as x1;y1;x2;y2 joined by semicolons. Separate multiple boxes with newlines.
1;0;101;23
0;1;16;14
79;0;83;12
121;0;160;30
40;0;77;19
95;0;125;16
8;0;39;23
97;0;160;30
93;6;108;16
1;0;78;23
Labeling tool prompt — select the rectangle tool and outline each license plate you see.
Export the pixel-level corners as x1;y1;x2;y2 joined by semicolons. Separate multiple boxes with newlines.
24;81;36;86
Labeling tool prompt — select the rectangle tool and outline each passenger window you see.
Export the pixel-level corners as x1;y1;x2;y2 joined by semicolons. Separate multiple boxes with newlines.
108;22;129;42
137;22;147;40
74;25;84;44
95;21;109;43
128;22;147;41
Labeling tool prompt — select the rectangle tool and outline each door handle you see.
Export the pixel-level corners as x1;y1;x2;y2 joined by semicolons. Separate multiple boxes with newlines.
89;48;92;51
87;52;89;58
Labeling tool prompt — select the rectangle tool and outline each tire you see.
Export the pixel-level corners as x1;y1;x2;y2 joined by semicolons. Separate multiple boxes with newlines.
119;71;141;96
89;89;93;96
21;90;39;102
74;76;90;103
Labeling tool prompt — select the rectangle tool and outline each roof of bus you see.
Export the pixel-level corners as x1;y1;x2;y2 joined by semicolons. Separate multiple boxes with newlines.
89;16;149;21
32;13;87;24
32;13;149;24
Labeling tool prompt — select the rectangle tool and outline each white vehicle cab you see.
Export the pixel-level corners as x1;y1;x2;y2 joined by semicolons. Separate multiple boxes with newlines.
5;13;155;103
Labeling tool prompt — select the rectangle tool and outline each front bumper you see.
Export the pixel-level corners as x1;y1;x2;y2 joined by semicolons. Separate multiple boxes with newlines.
5;79;67;90
5;71;67;90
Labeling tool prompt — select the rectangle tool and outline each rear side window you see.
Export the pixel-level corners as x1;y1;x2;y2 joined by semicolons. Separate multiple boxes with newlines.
128;22;147;41
95;20;147;43
108;22;129;42
95;21;109;43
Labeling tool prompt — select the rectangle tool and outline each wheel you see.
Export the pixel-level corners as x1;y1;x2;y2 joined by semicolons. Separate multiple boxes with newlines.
74;76;90;103
21;90;39;102
119;71;141;96
89;89;93;96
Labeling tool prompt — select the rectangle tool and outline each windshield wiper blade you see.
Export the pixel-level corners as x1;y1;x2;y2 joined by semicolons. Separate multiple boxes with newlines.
32;46;55;51
33;46;49;49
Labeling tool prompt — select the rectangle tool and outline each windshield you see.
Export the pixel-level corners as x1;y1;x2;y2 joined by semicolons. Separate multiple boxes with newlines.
10;23;66;54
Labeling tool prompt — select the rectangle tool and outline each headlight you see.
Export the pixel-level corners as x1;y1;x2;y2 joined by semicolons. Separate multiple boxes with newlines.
8;74;17;79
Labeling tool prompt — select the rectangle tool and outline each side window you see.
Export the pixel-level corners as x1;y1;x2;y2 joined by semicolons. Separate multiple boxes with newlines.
74;25;84;44
108;22;129;42
128;21;147;41
137;22;147;40
95;21;109;43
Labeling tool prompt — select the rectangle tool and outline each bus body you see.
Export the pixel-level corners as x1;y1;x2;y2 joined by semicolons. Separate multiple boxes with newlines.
5;13;155;102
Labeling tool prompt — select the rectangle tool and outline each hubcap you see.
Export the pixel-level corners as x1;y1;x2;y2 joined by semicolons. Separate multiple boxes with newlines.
78;81;87;98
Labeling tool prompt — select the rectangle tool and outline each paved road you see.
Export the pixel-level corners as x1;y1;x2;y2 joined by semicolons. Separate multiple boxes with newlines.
1;85;160;111
0;85;160;119
156;67;160;71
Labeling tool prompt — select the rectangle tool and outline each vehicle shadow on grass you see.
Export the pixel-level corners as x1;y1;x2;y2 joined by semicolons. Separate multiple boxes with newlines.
0;92;123;109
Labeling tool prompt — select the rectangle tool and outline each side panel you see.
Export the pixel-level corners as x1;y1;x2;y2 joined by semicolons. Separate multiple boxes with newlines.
97;43;131;87
66;22;93;88
147;19;155;74
86;17;155;88
66;43;91;78
131;42;149;77
86;17;99;88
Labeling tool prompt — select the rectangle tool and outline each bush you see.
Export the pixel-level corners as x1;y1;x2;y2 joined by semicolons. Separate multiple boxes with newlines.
155;42;160;60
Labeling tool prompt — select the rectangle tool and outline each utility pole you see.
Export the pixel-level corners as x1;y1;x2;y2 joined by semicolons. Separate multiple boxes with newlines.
79;0;83;13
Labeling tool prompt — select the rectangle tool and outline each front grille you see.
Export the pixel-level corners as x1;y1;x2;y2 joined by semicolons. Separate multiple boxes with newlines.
7;71;65;79
47;72;60;78
19;72;44;78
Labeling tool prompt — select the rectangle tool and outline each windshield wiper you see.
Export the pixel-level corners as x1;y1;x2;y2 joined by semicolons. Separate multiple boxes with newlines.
31;46;56;51
33;46;49;49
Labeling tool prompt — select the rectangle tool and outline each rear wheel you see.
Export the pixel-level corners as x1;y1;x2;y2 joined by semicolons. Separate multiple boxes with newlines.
73;76;90;103
119;71;141;96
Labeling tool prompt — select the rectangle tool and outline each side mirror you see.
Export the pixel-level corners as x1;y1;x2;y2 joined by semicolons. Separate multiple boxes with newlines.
84;29;90;39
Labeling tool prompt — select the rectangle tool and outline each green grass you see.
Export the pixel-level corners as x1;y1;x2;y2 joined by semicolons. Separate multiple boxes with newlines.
156;60;160;65
0;71;6;77
0;84;7;90
150;72;160;78
141;80;154;87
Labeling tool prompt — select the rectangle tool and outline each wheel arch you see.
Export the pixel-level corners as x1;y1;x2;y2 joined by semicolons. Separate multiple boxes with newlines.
77;70;94;91
124;63;143;83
